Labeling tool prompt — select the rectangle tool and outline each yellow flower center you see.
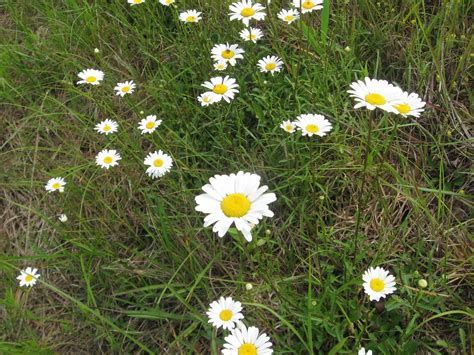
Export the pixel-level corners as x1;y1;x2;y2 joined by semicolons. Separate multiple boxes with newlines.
221;193;251;217
103;125;111;131
365;93;386;105
370;278;385;292
203;96;210;102
146;121;155;129
121;86;130;93
219;309;233;321
52;182;61;189
213;84;228;95
250;34;257;39
103;156;113;164
134;0;143;3
222;49;235;59
186;16;196;22
238;343;257;355
306;124;319;133
394;103;411;114
25;274;33;282
285;124;293;131
265;63;277;71
85;76;97;83
153;158;164;167
303;1;315;9
166;0;173;4
241;7;255;17
285;15;294;21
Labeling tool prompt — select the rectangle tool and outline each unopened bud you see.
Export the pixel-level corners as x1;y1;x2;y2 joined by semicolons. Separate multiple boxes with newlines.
418;279;428;289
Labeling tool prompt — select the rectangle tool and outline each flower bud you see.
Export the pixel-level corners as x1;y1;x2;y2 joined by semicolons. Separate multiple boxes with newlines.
418;279;428;289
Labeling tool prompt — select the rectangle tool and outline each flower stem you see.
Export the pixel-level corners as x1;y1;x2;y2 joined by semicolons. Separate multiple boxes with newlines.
352;110;374;257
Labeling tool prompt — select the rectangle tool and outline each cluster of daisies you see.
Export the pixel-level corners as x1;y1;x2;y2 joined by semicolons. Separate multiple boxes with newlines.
197;0;310;107
207;296;273;354
18;1;429;354
348;77;426;117
44;67;174;197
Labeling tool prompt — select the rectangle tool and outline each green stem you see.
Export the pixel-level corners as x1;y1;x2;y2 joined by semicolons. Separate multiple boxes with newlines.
352;110;374;258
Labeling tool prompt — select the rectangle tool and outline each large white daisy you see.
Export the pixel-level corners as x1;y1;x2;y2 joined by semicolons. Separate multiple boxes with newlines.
95;149;121;169
201;76;239;103
143;150;173;178
295;114;332;137
292;0;323;13
347;77;403;112
206;296;244;330
179;10;202;23
114;80;136;97
239;27;263;43
392;91;426;117
257;56;284;75
17;267;40;287
211;43;245;67
77;69;104;85
138;115;162;134
45;177;66;193
229;1;266;26
195;171;277;242
362;266;396;302
94;119;118;135
278;9;300;24
222;324;273;355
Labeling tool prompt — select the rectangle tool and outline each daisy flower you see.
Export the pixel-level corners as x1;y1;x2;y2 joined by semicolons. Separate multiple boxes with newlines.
95;149;121;169
45;177;66;193
362;266;396;302
239;27;263;43
114;80;136;97
214;61;228;71
143;150;173;178
201;76;239;103
229;1;266;26
58;214;68;223
280;120;296;133
138;115;162;134
128;0;145;5
347;77;403;112
94;119;118;135
257;56;284;75
359;347;373;355
295;114;332;137
392;91;426;117
159;0;174;5
211;43;245;67
206;296;244;330
77;69;104;85
17;267;40;287
179;10;202;23
222;324;273;355
195;171;277;242
292;0;323;13
198;92;215;106
278;9;300;24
